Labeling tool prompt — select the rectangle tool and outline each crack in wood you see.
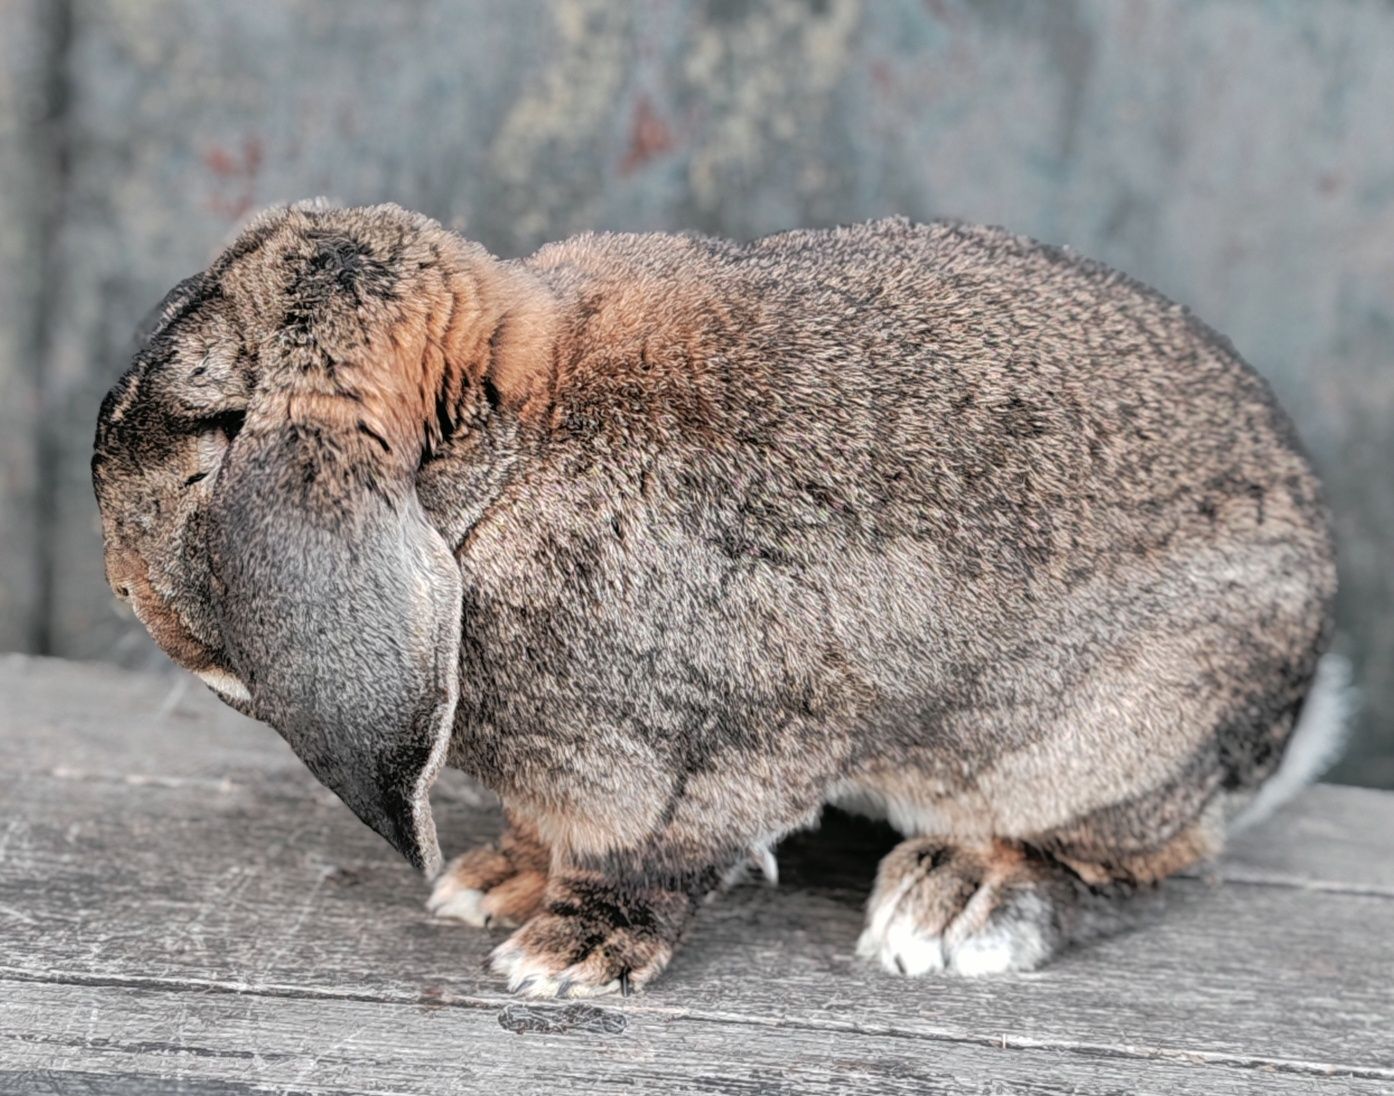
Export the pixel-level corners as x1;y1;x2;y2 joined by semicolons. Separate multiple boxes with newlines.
2;971;1388;1082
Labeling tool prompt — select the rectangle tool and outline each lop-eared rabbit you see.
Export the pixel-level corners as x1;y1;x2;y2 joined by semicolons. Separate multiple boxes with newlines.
93;202;1337;997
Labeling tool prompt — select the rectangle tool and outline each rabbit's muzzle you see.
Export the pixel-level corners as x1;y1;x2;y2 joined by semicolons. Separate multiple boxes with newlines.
104;542;249;703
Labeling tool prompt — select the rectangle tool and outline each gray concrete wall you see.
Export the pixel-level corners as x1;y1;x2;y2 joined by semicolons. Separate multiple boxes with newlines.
0;0;55;652
3;0;1391;784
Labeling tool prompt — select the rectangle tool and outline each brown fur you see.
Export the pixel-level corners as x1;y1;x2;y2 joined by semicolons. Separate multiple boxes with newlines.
93;202;1336;996
436;816;551;928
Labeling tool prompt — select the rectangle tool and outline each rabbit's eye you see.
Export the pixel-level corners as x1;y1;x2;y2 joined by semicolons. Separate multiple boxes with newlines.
206;409;245;442
184;411;245;489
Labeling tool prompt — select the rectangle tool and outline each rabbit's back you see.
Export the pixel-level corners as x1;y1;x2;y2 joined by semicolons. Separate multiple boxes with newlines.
528;217;1326;579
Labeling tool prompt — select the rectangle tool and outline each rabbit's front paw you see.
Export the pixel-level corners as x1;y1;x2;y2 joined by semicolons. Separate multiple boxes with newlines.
489;873;698;998
428;820;549;929
857;839;1072;977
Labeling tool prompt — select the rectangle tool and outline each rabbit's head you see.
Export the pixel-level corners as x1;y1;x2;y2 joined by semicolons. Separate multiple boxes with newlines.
92;202;555;873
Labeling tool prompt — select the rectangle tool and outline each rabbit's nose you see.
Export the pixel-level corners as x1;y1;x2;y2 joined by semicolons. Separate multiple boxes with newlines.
105;547;142;601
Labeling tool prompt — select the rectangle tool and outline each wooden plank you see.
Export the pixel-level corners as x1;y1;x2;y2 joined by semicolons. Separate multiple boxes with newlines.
1218;784;1394;897
0;653;326;780
2;771;1391;1082
2;657;1392;1090
0;980;1388;1096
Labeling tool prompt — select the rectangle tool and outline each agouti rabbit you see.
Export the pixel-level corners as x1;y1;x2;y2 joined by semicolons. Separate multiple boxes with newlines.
93;201;1337;997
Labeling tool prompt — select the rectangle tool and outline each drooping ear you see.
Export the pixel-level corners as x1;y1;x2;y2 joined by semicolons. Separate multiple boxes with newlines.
207;422;461;875
202;211;473;876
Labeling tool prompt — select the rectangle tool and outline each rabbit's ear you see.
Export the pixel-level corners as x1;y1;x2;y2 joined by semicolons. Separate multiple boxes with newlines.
207;422;460;875
194;204;544;874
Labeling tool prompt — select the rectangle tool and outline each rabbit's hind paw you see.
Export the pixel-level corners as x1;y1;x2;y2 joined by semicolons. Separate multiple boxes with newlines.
857;839;1075;978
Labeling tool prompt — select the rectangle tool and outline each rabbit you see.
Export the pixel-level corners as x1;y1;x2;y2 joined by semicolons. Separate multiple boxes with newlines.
93;200;1338;998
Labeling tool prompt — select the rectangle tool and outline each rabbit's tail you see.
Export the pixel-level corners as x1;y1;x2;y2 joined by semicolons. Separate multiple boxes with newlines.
1228;653;1355;833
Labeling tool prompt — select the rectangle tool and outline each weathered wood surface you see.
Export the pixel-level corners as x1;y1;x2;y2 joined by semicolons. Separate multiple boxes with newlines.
0;656;1391;1094
2;0;1393;783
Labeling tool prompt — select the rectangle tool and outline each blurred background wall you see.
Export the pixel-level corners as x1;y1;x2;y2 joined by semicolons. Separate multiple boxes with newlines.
1;0;1390;785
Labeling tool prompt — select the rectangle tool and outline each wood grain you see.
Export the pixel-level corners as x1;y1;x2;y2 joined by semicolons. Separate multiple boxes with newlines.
0;656;1390;1093
2;981;1389;1096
